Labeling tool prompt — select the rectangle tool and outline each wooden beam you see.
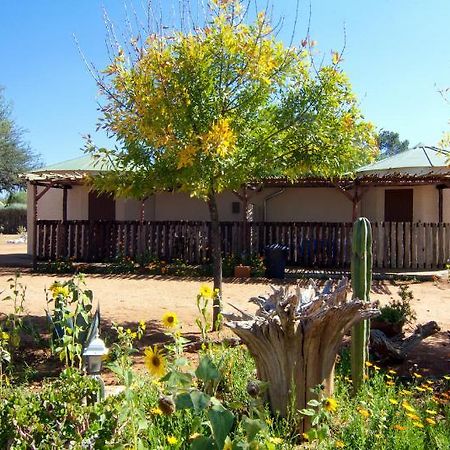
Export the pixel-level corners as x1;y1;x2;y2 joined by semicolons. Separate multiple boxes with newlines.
32;184;38;270
62;188;68;222
438;186;443;223
35;185;51;201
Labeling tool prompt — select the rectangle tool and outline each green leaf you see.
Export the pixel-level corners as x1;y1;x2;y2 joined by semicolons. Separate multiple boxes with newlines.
176;390;210;413
195;355;220;382
208;404;234;450
190;390;211;412
307;399;321;407
161;370;193;388
190;436;215;450
299;408;316;417
242;416;266;441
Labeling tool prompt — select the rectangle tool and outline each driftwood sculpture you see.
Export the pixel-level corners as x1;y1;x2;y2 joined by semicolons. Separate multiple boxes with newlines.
370;321;440;362
224;278;379;433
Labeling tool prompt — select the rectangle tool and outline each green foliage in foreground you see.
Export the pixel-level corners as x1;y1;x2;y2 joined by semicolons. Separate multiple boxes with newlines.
0;346;449;449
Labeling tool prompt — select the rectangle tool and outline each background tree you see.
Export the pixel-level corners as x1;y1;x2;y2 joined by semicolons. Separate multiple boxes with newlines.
0;87;38;193
377;129;409;159
87;0;376;327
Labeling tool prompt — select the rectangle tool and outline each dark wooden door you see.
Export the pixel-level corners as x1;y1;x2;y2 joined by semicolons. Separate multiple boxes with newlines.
88;192;116;220
384;189;413;222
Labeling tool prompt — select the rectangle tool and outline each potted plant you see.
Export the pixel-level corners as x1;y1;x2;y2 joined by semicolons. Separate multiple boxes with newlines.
234;264;251;278
371;285;416;337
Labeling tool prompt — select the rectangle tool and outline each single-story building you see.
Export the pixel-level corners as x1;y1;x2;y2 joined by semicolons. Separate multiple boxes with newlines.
25;145;450;269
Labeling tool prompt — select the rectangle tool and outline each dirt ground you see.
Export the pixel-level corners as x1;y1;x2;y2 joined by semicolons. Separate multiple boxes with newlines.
1;234;449;377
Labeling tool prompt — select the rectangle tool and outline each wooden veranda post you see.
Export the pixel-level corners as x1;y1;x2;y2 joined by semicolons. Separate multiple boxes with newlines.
32;183;38;270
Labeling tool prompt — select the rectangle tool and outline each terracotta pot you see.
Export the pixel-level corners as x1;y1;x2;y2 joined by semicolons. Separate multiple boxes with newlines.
371;319;405;337
234;265;251;278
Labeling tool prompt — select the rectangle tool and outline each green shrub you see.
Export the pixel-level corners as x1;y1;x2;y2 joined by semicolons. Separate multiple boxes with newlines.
0;207;27;234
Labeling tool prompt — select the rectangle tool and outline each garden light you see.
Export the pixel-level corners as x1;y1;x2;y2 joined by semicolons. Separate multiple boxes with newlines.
83;331;108;401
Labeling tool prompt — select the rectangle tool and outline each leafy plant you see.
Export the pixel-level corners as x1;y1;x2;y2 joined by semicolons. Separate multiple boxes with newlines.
45;275;99;368
108;321;146;370
376;285;417;325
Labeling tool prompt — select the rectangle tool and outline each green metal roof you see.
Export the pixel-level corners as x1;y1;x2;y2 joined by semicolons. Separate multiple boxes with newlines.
34;154;112;172
357;145;449;173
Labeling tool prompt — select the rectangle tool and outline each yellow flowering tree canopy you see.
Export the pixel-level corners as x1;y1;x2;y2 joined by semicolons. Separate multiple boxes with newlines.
88;0;376;199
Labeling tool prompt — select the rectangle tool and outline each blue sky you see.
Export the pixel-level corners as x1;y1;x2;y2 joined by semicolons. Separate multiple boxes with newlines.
1;0;449;166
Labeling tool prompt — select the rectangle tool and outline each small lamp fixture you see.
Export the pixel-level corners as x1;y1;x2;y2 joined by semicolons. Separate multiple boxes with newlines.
83;331;108;401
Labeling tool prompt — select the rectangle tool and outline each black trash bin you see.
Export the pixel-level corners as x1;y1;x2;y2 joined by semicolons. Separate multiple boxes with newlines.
264;244;289;279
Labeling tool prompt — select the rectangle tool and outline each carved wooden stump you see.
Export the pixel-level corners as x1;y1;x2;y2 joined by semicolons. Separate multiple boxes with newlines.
224;278;379;433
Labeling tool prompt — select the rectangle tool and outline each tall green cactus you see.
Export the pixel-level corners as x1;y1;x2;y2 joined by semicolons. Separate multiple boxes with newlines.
350;217;372;393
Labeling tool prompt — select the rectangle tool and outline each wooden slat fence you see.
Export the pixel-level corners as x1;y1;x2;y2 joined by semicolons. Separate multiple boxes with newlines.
35;220;450;270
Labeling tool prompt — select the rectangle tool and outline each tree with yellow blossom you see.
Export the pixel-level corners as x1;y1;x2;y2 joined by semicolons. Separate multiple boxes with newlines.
87;0;376;328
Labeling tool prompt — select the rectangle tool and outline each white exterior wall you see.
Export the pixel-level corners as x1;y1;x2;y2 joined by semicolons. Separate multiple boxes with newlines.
360;185;441;222
444;189;450;222
27;182;449;254
67;185;89;220
261;188;352;222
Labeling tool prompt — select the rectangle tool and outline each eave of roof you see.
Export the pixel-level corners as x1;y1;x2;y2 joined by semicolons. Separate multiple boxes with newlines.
24;146;449;187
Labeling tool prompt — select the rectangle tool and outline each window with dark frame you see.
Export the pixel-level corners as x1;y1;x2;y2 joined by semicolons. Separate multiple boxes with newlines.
384;189;413;222
231;201;241;214
88;192;116;221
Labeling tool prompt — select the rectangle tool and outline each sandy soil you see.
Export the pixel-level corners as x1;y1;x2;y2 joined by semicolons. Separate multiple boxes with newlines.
1;270;449;331
1;234;449;376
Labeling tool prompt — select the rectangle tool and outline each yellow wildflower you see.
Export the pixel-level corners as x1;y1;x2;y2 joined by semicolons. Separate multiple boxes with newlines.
335;441;345;448
323;397;338;412
443;375;450;381
150;407;163;416
268;437;283;444
400;389;412;396
393;424;407;431
412;421;424;428
386;381;395;387
425;417;436;425
0;331;9;341
189;433;202;441
388;369;397;375
406;413;420;421
199;284;213;299
425;409;437;415
415;386;426;392
389;398;398;405
413;372;422;379
401;401;415;413
167;435;178;445
162;311;179;329
365;361;373;367
301;433;309;441
144;346;166;378
357;407;370;419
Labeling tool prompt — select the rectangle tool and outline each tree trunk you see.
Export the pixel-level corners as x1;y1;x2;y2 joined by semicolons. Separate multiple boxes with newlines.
224;278;379;434
207;192;222;330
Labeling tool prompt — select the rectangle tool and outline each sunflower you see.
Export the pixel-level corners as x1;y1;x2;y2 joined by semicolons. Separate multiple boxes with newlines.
162;311;179;329
323;397;338;412
199;284;213;299
50;283;70;298
144;346;166;378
